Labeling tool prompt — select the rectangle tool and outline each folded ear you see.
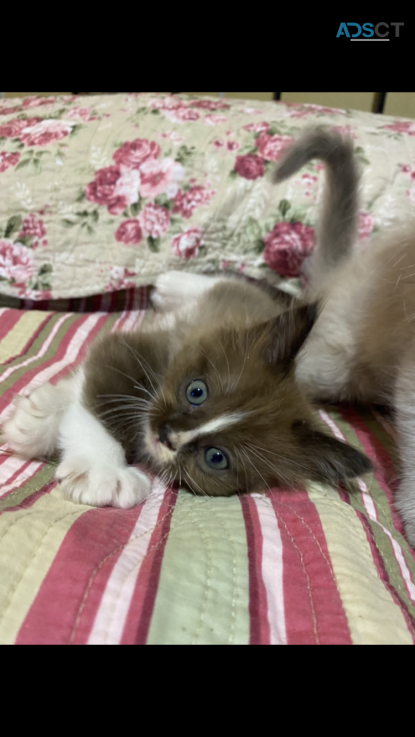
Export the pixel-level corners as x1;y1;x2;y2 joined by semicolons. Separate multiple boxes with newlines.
293;422;373;483
264;303;318;372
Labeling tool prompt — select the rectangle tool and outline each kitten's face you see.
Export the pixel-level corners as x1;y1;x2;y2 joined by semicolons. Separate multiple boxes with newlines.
143;309;371;496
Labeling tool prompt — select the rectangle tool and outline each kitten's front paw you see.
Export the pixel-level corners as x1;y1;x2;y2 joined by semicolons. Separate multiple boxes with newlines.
151;272;185;312
2;384;62;458
56;459;152;509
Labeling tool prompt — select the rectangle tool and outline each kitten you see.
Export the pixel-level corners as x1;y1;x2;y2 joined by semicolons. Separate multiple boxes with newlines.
2;129;372;510
275;126;415;545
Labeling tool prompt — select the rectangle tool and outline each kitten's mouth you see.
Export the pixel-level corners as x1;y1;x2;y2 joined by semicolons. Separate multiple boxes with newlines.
145;426;176;464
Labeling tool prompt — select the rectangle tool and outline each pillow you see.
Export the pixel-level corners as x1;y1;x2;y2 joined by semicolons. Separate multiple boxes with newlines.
1;93;414;301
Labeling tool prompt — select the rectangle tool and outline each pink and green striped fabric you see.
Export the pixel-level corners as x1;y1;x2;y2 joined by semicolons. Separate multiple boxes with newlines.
1;305;415;645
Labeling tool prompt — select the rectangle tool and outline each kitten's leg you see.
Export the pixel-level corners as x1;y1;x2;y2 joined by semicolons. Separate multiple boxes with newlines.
394;346;415;546
2;378;76;458
3;372;151;509
152;271;227;312
56;400;151;509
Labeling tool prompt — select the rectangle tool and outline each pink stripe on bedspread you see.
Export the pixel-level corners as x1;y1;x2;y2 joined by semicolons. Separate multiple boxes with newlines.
16;506;143;645
0;309;23;336
240;494;271;645
121;485;178;645
269;490;352;645
0;314;107;417
0;312;54;367
252;494;287;645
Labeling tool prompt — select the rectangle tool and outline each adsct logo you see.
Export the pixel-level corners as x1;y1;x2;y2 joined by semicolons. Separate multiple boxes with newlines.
336;22;404;39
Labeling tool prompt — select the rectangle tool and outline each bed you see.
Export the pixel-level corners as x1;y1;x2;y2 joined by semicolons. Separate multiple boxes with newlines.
1;93;415;645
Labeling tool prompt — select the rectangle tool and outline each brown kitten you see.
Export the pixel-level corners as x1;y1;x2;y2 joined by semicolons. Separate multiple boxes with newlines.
3;269;371;507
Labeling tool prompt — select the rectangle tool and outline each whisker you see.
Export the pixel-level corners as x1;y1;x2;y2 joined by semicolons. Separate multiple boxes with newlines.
118;338;159;397
199;346;224;392
240;446;271;493
133;383;156;400
216;338;231;392
232;332;249;393
183;467;208;497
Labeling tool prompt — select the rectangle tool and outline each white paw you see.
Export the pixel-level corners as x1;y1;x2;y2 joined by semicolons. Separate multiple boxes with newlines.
151;271;216;312
56;458;152;509
2;384;64;458
151;271;185;312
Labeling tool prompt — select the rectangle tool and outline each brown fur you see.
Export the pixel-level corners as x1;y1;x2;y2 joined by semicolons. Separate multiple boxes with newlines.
83;277;371;498
274;126;415;545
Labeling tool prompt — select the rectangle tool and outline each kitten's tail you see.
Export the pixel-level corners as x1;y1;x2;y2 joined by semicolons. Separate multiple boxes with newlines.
273;126;360;284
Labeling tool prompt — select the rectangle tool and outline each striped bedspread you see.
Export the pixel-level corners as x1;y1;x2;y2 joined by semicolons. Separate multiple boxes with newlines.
1;305;415;645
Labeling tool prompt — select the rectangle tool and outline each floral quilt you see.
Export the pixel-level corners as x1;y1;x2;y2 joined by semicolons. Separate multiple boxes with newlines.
1;93;415;301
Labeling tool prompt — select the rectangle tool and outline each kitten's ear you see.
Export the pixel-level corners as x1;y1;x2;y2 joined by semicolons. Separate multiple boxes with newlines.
264;303;318;372
293;422;373;483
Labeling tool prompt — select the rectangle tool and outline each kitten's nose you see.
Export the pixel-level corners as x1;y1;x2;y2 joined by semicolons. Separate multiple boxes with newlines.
159;424;174;450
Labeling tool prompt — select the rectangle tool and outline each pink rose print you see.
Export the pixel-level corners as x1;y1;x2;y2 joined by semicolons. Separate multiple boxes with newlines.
0;106;21;116
204;115;227;126
139;157;184;198
358;211;374;240
19;119;74;147
300;172;318;197
0;151;20;173
226;141;240;151
115;219;143;245
401;164;412;173
334;125;357;139
18;287;52;300
0;116;42;138
171;227;203;259
212;139;224;148
306;104;342;114
22;96;57;108
138;203;170;238
162;107;200;124
18;213;47;248
0;239;34;285
263;221;315;277
113;166;141;206
234;154;265;180
172;185;215;219
67;107;97;122
106;266;136;291
159;131;185;143
189;99;230;110
255;132;293;161
384;121;415;136
243;121;270;133
113;138;161;169
285;103;343;118
85;165;129;215
148;96;182;110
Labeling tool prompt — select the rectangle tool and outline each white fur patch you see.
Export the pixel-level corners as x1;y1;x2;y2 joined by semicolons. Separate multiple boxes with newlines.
56;400;151;508
3;371;81;458
171;412;247;449
151;271;224;314
4;369;151;509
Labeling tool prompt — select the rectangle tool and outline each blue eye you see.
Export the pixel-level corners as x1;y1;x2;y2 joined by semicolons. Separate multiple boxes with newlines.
186;380;208;406
205;448;229;470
